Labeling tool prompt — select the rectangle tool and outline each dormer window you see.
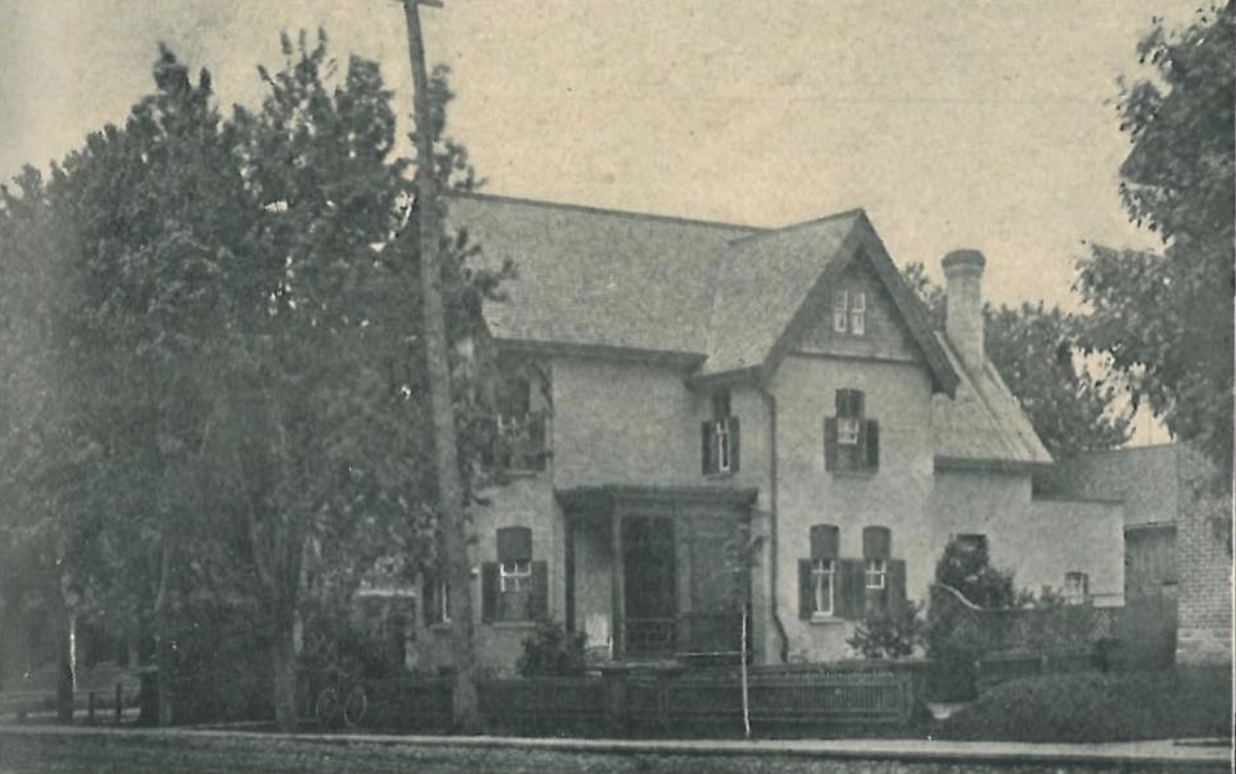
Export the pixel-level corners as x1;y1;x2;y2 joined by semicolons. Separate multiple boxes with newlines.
833;289;866;335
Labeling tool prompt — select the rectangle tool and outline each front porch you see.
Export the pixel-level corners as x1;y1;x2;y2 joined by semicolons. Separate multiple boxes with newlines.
557;484;759;663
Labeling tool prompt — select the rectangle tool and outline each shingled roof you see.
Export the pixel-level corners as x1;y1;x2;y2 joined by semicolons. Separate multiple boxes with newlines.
447;192;1048;465
446;193;757;357
931;333;1053;468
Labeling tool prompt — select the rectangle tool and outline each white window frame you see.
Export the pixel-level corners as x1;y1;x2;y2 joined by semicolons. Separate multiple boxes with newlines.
1063;571;1089;604
849;291;866;335
837;416;861;446
714;418;732;473
500;560;532;593
436;580;451;625
811;558;836;617
832;290;848;333
865;558;888;590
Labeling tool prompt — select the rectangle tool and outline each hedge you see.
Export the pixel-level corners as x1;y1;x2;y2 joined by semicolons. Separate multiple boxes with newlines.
937;666;1231;742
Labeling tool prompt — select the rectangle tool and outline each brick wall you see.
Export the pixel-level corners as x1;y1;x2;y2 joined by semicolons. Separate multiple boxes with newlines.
1174;449;1232;663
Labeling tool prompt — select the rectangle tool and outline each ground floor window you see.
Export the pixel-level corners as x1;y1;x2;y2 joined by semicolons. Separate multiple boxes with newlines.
865;559;888;589
812;559;835;617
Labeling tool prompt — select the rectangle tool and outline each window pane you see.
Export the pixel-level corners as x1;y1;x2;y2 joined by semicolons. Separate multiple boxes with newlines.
850;308;865;335
838;418;860;445
812;559;834;615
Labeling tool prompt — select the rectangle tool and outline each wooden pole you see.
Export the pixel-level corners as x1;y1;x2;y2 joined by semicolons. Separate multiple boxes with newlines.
398;0;479;732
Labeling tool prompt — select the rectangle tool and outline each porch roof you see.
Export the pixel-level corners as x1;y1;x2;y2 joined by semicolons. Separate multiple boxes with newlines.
556;484;758;513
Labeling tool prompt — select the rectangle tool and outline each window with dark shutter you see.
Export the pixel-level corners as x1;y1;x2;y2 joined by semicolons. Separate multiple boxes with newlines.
495;527;534;622
490;372;550;472
825;389;878;474
701;391;739;475
804;524;840;618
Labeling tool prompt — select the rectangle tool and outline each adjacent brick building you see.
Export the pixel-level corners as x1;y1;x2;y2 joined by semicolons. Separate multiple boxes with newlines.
405;193;1125;674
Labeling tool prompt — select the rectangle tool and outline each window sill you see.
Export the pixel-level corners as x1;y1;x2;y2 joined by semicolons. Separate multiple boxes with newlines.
831;469;876;479
809;615;846;626
704;470;737;480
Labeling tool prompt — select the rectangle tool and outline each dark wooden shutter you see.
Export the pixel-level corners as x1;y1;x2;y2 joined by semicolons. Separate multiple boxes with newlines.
798;559;814;619
856;418;869;469
701;421;715;475
481;562;499;624
824;418;837;471
888;559;907;613
497;526;532;564
862;526;891;560
530;560;549;620
835;390;847;416
865;419;880;471
810;524;840;561
527;413;547;471
729;416;740;472
839;559;867;619
423;573;439;626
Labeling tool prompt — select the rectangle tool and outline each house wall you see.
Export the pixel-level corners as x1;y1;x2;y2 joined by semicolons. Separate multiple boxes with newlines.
929;471;1125;603
769;353;936;662
552;356;701;488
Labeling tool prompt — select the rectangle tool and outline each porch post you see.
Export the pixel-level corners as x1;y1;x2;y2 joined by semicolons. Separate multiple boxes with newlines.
611;511;624;661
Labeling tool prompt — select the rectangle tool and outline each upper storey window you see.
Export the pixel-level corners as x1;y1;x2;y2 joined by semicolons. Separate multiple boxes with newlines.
832;289;866;335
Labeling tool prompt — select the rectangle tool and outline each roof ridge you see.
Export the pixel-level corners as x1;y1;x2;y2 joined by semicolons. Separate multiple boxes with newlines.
447;191;765;232
726;207;867;245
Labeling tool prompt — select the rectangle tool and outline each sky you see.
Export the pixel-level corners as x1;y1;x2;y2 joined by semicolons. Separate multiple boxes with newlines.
0;0;1196;441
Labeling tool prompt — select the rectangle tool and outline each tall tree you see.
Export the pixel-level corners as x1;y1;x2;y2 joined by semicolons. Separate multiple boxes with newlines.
1075;3;1235;477
902;263;1130;458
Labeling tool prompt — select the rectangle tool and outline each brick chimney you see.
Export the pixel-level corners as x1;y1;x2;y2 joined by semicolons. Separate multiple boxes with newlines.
941;249;986;370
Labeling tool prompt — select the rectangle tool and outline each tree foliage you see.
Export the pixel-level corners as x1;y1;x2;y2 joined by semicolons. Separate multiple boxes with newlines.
0;32;505;729
902;263;1130;459
1075;3;1235;478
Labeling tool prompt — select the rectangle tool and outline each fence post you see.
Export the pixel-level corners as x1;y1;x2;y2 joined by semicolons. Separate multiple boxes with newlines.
603;668;629;737
87;691;96;725
115;682;123;724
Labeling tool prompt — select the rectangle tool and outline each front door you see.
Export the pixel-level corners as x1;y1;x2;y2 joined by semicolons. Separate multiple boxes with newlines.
622;515;676;656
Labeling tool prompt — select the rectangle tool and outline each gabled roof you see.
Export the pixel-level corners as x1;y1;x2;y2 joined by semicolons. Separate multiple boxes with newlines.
932;333;1053;468
448;191;1048;465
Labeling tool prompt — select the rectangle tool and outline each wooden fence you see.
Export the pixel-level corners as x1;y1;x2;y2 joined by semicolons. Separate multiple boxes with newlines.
363;662;923;737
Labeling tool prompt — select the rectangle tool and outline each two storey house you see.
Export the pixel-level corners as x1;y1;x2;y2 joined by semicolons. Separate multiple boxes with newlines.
409;192;1124;673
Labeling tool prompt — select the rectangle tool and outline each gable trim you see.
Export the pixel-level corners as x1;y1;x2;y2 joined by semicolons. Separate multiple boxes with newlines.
758;215;959;396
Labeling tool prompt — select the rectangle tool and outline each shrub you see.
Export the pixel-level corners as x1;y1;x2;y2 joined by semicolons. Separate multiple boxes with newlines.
938;666;1232;742
848;600;925;659
515;620;586;677
933;537;1016;608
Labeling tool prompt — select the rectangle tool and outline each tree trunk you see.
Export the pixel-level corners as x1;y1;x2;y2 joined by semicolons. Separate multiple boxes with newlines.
401;0;480;733
47;572;73;724
153;538;175;727
271;610;299;734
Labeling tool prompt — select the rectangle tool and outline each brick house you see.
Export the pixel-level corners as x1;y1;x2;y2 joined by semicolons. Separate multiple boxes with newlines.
407;193;1125;674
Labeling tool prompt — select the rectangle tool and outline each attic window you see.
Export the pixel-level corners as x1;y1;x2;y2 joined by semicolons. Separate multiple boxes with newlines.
833;289;866;335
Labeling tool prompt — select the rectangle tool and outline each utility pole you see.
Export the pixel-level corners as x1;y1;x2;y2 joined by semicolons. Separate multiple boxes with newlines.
399;0;480;731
